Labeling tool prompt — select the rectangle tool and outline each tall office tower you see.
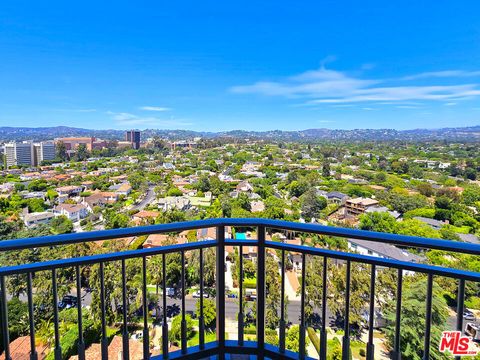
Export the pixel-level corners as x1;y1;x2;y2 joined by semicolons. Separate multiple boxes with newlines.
33;141;56;166
4;142;34;168
125;130;141;149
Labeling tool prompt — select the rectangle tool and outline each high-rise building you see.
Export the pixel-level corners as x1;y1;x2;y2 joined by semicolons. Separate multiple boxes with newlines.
33;141;56;166
125;130;141;149
4;142;34;168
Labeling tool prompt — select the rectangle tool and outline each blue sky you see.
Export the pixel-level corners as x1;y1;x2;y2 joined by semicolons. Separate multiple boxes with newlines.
1;1;480;131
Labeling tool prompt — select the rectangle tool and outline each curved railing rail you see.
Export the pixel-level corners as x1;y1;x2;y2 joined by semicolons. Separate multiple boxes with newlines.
0;218;478;360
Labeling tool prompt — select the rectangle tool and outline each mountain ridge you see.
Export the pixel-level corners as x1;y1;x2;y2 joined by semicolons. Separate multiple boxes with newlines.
1;125;480;142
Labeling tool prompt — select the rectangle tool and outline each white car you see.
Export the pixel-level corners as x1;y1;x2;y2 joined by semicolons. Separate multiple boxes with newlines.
192;290;209;298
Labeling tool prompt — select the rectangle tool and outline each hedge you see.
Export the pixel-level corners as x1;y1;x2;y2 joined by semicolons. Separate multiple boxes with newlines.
243;278;257;289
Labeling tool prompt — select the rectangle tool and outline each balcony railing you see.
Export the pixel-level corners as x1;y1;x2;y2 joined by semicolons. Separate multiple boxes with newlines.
1;218;480;360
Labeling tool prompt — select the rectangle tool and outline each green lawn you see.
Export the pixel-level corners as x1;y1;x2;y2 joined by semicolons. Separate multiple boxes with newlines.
187;330;219;347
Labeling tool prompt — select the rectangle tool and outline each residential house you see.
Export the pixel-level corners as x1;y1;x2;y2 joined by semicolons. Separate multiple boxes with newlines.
348;238;422;274
345;197;379;216
56;185;83;197
0;336;48;360
413;216;446;230
326;191;349;205
115;182;132;196
24;211;55;227
236;180;254;192
251;200;265;213
365;206;401;219
83;192;118;211
132;210;160;225
157;197;191;211
53;203;89;222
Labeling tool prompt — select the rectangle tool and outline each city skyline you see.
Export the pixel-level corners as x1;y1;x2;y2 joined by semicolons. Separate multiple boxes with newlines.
1;1;480;131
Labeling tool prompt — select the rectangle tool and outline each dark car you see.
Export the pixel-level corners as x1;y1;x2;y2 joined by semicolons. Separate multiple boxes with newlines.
58;295;78;310
464;310;476;321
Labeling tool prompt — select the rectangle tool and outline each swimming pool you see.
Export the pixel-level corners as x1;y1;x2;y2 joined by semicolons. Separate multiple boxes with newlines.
236;232;247;240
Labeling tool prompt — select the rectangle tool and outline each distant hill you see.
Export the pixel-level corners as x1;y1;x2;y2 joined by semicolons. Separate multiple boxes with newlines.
0;125;480;142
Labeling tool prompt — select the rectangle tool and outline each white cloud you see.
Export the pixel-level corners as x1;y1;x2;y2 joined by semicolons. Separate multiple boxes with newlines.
107;111;191;128
53;108;97;113
444;102;457;106
231;66;480;105
140;106;171;112
401;70;480;81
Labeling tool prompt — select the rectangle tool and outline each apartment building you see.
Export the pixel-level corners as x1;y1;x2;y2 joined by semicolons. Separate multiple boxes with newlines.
4;141;34;168
33;141;56;165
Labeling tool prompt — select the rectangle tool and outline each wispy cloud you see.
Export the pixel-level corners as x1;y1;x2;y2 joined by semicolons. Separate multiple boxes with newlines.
401;70;480;81
231;66;480;105
395;105;420;109
53;108;97;113
139;106;171;112
107;111;192;128
444;102;457;106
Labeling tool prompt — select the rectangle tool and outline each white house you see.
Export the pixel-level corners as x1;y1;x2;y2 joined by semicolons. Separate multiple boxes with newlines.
53;203;89;222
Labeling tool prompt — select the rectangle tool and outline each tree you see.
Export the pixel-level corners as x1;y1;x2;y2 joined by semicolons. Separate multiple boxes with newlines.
417;183;434;197
56;141;67;161
50;215;73;234
322;161;331;178
285;325;310;354
359;212;397;233
75;144;89;161
328;262;371;337
289;180;308;198
301;188;327;221
170;314;194;345
265;256;281;329
384;277;449;360
195;298;216;329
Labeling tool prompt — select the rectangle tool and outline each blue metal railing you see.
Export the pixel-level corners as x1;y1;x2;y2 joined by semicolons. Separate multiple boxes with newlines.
0;218;479;360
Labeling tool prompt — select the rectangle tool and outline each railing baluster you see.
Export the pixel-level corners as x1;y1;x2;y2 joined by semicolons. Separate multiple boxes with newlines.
279;249;286;353
299;253;307;359
216;225;226;358
238;245;244;345
199;248;205;349
162;253;168;359
181;250;187;354
27;273;37;360
121;259;129;360
366;264;376;360
52;269;62;360
256;225;266;359
76;265;85;360
142;256;149;360
0;275;10;360
99;262;108;360
392;269;403;360
342;261;351;360
320;257;328;360
455;279;466;360
423;274;433;360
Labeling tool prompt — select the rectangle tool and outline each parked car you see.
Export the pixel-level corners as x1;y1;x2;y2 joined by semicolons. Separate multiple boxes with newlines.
166;287;176;297
465;323;480;342
193;290;209;298
58;295;78;310
464;310;476;321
